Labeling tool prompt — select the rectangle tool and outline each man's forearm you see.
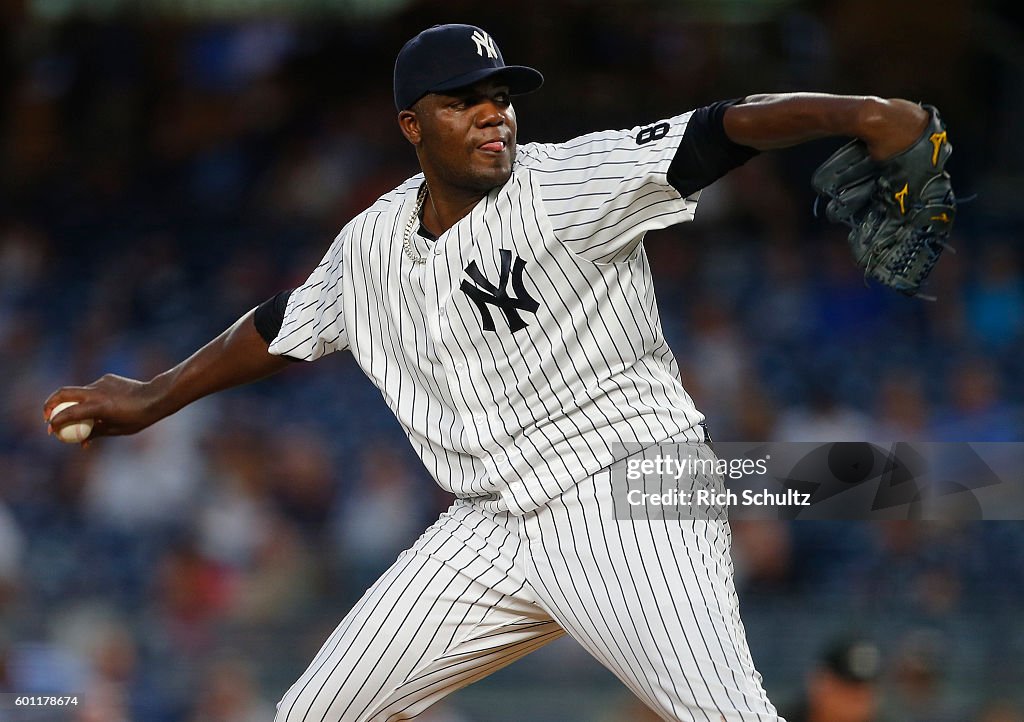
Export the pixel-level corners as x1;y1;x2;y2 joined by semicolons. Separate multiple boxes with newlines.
723;93;929;160
148;310;292;419
46;308;296;439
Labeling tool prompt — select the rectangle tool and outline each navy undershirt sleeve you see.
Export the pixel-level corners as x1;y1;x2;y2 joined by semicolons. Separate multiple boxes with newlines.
667;98;761;198
253;289;302;362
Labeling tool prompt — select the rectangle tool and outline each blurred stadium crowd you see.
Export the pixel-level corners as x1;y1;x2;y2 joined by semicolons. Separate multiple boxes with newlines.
1;1;1022;720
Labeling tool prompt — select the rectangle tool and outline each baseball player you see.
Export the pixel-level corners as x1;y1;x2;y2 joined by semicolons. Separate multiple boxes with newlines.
45;23;937;722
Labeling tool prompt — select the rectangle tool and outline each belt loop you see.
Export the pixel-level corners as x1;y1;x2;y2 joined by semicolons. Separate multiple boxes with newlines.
699;420;714;449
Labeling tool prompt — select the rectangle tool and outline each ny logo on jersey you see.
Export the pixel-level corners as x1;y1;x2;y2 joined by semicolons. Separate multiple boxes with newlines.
471;29;498;59
460;250;539;333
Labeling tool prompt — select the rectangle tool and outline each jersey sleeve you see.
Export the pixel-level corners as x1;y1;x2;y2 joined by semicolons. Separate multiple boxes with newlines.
267;226;351;361
522;112;696;264
667;99;760;197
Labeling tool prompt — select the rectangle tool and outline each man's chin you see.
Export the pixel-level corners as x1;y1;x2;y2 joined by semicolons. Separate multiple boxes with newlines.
471;167;513;193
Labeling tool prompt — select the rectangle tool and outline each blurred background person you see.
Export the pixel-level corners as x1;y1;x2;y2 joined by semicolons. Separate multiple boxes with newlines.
780;637;885;722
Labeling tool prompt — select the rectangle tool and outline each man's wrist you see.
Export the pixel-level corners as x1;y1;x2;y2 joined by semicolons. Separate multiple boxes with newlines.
144;369;183;422
857;97;929;161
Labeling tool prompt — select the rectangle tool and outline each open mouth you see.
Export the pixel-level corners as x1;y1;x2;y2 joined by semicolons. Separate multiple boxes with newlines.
478;140;506;153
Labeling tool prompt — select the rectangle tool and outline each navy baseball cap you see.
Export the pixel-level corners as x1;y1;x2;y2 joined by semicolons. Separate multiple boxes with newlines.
823;638;882;683
394;24;544;111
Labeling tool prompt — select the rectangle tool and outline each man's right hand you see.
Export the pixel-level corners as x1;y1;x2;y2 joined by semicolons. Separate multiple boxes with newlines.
44;373;170;441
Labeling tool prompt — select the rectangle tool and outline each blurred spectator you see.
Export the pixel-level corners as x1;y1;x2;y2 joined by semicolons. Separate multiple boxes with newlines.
930;358;1021;441
331;442;425;590
0;222;50;308
685;299;752;438
965;242;1024;353
887;628;960;722
269;425;338;538
854;522;965;617
74;680;132;722
0;633;11;692
47;603;169;720
189;656;276;722
747;240;816;346
975;701;1024;722
871;370;931;441
80;346;216;532
198;426;276;568
780;637;885;722
0;500;24;608
151;540;233;655
775;385;873;442
731;520;794;593
228;513;318;624
812;240;890;344
82;402;211;532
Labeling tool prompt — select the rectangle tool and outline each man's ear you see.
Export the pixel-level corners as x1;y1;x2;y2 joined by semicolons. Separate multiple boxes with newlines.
398;109;421;145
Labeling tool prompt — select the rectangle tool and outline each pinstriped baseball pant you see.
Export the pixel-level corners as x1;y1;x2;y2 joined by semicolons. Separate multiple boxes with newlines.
274;463;782;722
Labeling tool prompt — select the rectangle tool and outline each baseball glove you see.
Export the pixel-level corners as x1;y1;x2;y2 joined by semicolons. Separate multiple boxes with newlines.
811;105;956;297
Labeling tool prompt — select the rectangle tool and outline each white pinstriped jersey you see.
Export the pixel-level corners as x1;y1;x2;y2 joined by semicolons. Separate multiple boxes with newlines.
269;110;706;515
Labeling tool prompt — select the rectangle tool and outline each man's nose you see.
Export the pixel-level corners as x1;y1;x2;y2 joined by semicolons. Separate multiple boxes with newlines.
476;100;505;126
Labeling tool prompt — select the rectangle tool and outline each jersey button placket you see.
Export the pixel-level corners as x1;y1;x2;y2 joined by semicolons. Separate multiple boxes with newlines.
421;258;444;342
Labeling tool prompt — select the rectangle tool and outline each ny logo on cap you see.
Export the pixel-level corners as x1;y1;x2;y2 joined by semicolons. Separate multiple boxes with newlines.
471;29;498;59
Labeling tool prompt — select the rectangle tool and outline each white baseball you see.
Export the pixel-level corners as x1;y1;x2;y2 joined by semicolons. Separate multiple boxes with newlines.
50;401;94;444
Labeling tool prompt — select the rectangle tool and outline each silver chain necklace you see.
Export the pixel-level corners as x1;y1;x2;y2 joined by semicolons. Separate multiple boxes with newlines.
402;184;429;264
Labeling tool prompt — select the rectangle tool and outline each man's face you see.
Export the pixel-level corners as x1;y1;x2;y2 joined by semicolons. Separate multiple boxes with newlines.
809;670;877;722
400;79;517;195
